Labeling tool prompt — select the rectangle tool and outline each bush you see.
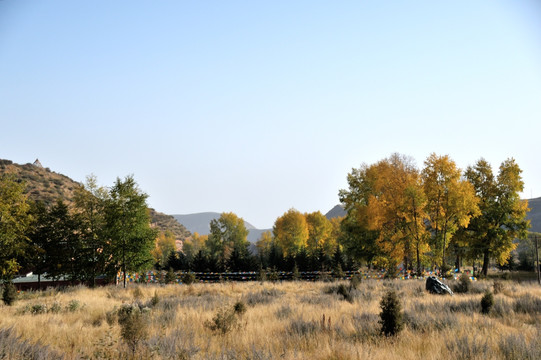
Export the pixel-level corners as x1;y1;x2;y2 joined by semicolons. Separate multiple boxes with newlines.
493;280;505;295
233;301;247;316
150;290;160;307
481;291;494;315
205;307;239;335
2;282;17;306
166;268;177;284
455;273;471;294
379;289;403;336
350;274;362;290
181;272;196;285
66;300;81;312
117;303;149;353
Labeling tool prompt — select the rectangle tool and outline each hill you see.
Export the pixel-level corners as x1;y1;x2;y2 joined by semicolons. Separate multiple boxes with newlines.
0;158;190;243
325;204;346;219
526;197;541;233
173;212;270;243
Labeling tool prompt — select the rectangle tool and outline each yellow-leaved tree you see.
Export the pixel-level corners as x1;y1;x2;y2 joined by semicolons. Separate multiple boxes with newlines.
422;153;480;272
273;209;309;257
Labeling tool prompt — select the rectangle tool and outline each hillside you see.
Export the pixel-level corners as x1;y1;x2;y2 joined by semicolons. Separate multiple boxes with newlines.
325;204;346;219
0;158;190;243
526;197;541;233
173;212;270;243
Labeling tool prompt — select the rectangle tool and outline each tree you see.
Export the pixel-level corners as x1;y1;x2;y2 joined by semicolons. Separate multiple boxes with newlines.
206;212;250;271
305;211;333;257
338;154;428;272
73;175;109;286
152;231;177;269
273;209;309;257
464;158;530;276
29;200;82;283
0;175;31;280
422;153;480;272
105;176;157;287
255;230;273;267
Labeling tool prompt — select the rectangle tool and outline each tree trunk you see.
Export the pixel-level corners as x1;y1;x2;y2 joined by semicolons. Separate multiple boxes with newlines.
416;244;421;275
481;249;490;277
455;253;461;273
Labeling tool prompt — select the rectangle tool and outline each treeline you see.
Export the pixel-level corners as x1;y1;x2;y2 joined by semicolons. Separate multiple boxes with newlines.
155;153;532;277
0;153;534;285
0;174;156;286
153;210;349;273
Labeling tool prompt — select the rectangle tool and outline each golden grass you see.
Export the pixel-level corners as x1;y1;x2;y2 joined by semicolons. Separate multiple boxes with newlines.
1;279;540;359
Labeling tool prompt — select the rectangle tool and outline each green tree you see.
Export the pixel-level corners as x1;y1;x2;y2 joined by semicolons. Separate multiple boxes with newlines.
73;175;109;286
422;153;480;273
105;176;157;287
273;208;309;257
206;212;250;271
0;175;31;279
464;158;530;276
28;200;82;283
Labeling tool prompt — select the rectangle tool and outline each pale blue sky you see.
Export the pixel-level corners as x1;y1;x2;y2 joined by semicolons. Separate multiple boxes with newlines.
1;1;540;229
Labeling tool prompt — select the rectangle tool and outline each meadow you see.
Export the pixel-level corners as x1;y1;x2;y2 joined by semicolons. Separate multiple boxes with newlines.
1;278;540;360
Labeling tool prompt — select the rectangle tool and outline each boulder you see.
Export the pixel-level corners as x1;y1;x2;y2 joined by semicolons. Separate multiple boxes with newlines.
425;276;454;295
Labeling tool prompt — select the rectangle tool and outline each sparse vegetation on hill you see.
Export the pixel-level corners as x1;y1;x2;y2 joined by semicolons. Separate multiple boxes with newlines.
0;159;190;243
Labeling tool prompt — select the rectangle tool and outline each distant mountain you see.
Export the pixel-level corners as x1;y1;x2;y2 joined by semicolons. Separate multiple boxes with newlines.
172;212;270;243
0;158;190;243
325;204;346;219
526;197;541;233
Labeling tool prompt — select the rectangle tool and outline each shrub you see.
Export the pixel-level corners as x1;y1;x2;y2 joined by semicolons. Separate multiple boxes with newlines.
291;264;300;281
336;284;354;303
233;301;247;316
493;280;505;295
379;289;403;336
2;281;17;306
205;307;239;335
455;273;471;294
117;303;149;353
181;272;196;285
49;301;61;314
481;291;494;315
350;274;362;290
66;299;81;312
257;266;267;282
166;268;177;284
30;303;47;315
150;290;160;307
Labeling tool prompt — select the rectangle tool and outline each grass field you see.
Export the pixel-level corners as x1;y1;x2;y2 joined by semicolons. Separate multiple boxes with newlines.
1;278;540;359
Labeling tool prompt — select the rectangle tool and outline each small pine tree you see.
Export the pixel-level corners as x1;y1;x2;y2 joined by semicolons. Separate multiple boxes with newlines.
379;289;403;336
2;281;17;306
456;273;471;293
292;263;300;281
481;291;494;315
165;268;177;284
181;272;196;285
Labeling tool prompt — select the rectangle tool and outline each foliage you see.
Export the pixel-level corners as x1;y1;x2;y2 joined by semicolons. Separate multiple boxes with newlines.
2;281;17;306
207;212;250;271
117;303;149;353
481;291;494;314
0;175;31;279
273;208;309;257
205;303;245;335
181;272;196;285
464;158;530;276
455;273;471;294
379;289;403;336
105;176;157;287
422;153;480;272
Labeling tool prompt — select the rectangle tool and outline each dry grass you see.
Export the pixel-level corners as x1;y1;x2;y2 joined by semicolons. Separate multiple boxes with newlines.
1;279;540;359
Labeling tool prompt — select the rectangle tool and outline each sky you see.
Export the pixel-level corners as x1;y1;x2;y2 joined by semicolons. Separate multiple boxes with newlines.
1;1;540;229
